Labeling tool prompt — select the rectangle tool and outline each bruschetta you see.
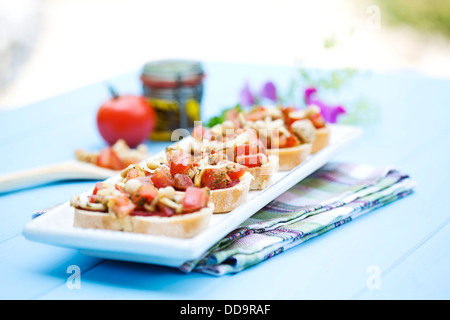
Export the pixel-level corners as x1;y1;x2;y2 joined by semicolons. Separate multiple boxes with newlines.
235;106;312;171
162;147;254;213
281;105;330;154
75;139;150;170
192;123;279;189
70;168;213;238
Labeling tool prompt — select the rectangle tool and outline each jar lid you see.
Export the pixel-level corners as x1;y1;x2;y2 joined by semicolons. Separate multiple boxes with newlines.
141;59;204;88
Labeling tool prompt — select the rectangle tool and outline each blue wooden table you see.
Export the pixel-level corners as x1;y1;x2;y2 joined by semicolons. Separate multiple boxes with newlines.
0;61;449;300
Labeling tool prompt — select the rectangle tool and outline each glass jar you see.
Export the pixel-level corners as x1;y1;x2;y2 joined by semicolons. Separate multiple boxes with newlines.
140;60;204;141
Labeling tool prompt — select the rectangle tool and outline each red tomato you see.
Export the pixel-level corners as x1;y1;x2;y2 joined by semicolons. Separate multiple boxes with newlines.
97;90;155;148
200;167;231;190
220;161;247;180
281;106;298;126
236;144;256;157
285;134;300;148
182;187;210;213
115;184;126;193
88;194;103;203
92;182;105;195
224;107;241;128
234;130;266;157
281;106;296;117
173;173;194;190
96;147;125;170
108;194;136;218
150;166;174;188
236;153;265;168
157;202;175;216
168;152;192;176
126;168;139;180
235;142;266;157
245;107;266;121
192;125;205;141
131;184;158;208
309;112;326;129
135;175;153;185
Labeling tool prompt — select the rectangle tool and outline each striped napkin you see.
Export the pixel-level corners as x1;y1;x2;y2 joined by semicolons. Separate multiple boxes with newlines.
179;163;415;276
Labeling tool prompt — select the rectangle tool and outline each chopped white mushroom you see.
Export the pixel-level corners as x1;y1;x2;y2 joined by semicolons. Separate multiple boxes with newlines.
290;119;316;143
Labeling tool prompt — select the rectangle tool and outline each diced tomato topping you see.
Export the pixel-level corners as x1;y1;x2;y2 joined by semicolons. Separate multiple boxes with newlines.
157;202;175;217
285;134;301;148
235;142;266;157
235;144;257;157
96;147;125;170
191;152;202;167
236;153;265;168
182;187;210;213
174;173;194;190
308;112;326;129
126;168;139;180
281;106;299;126
275;133;300;149
282;106;326;129
92;182;105;195
234;130;267;158
150;165;174;188
168;151;192;176
192;125;205;141
225;107;241;128
108;194;136;218
139;184;158;200
221;161;247;180
282;106;296;116
131;184;158;208
115;184;125;193
122;158;141;167
88;194;103;203
246;128;259;142
200;167;231;190
136;175;153;185
245;106;266;121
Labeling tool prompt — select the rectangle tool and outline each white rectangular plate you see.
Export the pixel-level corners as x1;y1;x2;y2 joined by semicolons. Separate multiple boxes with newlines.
23;124;362;267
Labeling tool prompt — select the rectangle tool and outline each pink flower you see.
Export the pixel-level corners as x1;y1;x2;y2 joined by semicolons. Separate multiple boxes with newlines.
239;81;278;106
260;81;277;101
239;82;255;107
304;87;346;123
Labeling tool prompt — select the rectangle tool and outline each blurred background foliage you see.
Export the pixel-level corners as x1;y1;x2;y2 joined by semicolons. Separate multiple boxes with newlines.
377;0;450;38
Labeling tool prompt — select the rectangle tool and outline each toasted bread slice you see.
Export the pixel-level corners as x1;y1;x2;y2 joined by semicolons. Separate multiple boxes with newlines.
266;143;311;171
73;203;214;239
247;155;279;190
210;171;254;213
311;126;330;154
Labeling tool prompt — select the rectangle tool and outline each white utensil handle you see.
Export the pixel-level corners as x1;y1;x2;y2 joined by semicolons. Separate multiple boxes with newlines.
0;161;117;193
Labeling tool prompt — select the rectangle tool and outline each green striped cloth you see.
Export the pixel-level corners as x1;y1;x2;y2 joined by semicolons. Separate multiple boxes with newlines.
180;163;415;276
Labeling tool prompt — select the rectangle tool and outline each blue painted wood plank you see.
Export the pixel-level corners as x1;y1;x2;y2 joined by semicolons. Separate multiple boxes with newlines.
356;219;450;300
0;235;102;300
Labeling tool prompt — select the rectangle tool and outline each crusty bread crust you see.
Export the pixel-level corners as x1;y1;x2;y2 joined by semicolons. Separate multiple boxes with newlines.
266;143;311;171
210;172;253;213
247;155;279;190
311;126;330;154
73;203;214;239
